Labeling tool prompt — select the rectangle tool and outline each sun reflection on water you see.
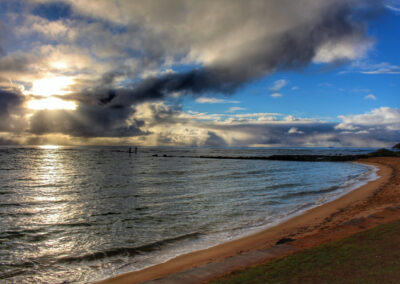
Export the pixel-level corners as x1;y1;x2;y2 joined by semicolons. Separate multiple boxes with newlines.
28;147;83;262
32;147;68;222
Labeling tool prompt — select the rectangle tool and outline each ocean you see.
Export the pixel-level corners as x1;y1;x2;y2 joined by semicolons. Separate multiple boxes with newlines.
0;146;378;283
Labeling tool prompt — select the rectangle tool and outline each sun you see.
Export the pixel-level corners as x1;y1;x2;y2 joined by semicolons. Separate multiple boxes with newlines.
26;75;77;110
30;76;74;97
27;97;77;110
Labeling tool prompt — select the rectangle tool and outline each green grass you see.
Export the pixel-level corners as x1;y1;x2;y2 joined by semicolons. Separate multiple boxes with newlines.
211;220;400;284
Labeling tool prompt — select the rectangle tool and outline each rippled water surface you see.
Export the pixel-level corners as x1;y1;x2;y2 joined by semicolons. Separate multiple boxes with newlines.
0;146;377;283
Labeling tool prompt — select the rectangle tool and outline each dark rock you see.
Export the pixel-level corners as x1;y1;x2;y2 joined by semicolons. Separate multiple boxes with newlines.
276;238;296;245
151;149;400;161
367;214;384;219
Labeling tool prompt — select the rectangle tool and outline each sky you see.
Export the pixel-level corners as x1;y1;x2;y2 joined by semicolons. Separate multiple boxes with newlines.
0;0;399;147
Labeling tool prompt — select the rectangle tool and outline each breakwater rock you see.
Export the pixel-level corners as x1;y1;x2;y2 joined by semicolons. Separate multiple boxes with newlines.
154;148;399;162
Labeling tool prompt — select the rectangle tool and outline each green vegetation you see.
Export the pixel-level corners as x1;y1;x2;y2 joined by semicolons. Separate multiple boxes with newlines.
211;220;400;284
368;148;400;157
393;143;400;150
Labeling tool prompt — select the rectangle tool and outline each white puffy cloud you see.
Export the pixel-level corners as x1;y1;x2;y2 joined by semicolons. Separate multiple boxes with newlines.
336;107;400;131
313;35;373;63
288;127;304;134
226;107;246;113
269;79;288;92
364;94;377;100
346;62;400;74
195;97;239;104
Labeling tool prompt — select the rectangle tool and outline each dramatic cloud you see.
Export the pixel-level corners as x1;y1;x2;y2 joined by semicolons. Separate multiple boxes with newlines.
88;0;382;110
14;0;376;101
28;105;146;137
130;103;400;147
0;0;394;146
0;88;26;132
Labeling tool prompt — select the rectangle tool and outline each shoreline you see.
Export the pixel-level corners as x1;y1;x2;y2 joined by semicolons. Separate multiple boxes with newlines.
98;157;397;284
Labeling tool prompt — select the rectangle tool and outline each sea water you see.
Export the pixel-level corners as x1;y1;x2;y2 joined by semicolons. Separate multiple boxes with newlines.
0;146;378;283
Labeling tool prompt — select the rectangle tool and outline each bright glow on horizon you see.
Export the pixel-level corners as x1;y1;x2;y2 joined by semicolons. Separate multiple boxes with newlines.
30;76;74;97
27;97;77;110
38;145;60;149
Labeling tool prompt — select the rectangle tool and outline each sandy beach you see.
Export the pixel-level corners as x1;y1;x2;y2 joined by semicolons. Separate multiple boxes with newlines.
98;157;400;284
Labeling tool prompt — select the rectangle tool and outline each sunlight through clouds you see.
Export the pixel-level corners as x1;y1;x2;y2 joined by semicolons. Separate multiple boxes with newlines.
0;0;398;147
27;97;76;110
29;76;75;97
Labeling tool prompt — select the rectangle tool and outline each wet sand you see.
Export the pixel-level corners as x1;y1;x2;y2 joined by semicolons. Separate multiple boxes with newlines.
98;157;400;284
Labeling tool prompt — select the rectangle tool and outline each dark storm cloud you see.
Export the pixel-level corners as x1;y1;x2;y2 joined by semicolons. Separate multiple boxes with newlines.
107;68;240;106
0;88;25;132
0;137;20;145
98;1;382;108
143;103;186;126
29;105;147;137
0;21;6;56
204;132;228;147
0;89;23;110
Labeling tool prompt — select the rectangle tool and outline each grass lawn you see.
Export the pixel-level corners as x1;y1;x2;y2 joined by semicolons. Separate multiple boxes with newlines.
211;220;400;284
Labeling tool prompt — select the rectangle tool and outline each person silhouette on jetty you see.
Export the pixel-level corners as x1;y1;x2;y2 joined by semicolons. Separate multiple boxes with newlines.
128;147;138;154
135;146;138;154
